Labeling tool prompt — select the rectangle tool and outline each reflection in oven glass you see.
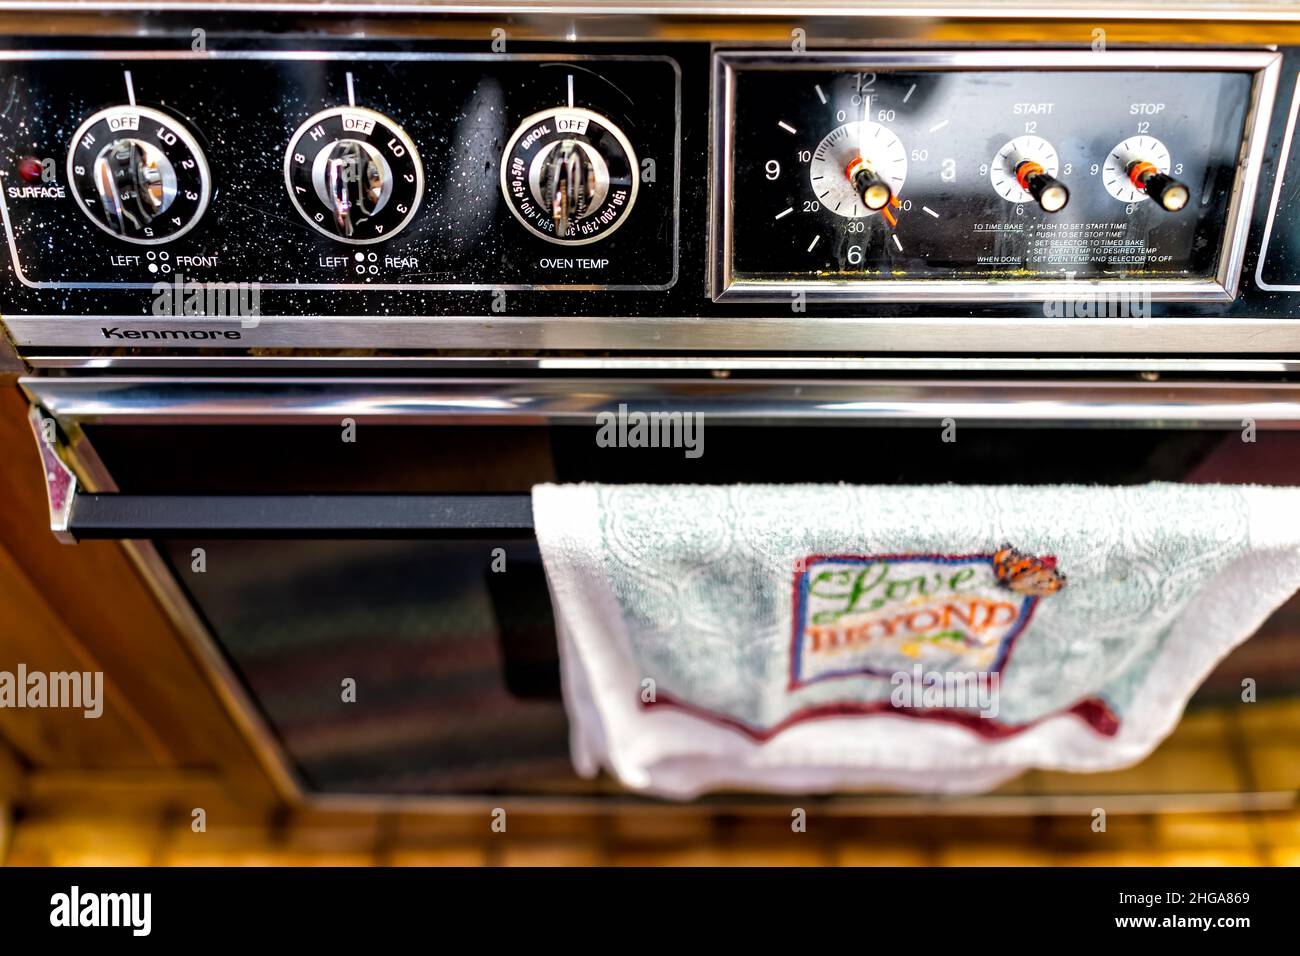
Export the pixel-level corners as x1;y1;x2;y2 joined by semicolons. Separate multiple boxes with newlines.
160;539;580;796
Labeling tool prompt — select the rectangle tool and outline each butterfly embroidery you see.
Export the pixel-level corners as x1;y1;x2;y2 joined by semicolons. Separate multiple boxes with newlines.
993;544;1067;596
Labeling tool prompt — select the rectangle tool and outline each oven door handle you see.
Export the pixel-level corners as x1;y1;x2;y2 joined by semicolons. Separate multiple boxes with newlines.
29;404;539;542
62;492;536;541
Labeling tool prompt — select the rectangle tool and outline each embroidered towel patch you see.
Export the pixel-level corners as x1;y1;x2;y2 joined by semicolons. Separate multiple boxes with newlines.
792;550;1052;687
781;547;1112;738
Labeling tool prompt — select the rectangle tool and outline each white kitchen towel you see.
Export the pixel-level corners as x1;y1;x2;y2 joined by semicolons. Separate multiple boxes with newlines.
532;483;1300;799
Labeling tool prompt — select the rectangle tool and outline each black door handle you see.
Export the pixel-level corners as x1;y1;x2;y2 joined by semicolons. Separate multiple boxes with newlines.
66;493;536;540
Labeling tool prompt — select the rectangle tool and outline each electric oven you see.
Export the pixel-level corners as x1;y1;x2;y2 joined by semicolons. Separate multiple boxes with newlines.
4;2;1300;811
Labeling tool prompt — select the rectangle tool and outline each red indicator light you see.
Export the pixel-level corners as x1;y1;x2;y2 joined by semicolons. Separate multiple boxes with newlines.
17;156;43;183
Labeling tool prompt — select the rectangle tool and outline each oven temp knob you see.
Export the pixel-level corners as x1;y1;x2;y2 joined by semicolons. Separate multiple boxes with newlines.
66;105;211;244
284;106;424;244
500;107;639;244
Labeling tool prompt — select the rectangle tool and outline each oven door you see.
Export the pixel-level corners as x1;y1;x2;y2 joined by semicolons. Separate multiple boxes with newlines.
21;373;1300;811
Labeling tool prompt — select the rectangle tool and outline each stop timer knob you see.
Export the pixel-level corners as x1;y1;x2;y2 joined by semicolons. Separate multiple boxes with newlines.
499;106;639;245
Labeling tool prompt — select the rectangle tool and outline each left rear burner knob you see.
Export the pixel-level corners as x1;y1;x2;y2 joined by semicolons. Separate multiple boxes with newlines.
285;106;424;244
67;106;211;244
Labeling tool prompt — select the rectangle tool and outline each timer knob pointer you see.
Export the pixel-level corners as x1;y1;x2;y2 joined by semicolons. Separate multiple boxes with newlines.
1015;159;1069;213
1126;160;1189;212
846;155;893;212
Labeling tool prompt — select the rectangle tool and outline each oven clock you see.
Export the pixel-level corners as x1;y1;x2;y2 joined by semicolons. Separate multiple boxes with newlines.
746;73;961;272
284;106;424;244
66;105;212;245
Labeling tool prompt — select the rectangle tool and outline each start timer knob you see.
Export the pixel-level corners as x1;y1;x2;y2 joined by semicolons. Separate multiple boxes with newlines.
500;107;639;244
284;106;424;244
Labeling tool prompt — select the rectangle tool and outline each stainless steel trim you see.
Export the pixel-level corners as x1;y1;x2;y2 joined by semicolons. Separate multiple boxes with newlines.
1255;71;1300;292
711;49;1281;303
24;374;1300;427
23;354;1300;373
2;2;1300;22
25;404;77;543
8;313;1300;353
0;50;681;294
0;50;673;64
720;279;1235;303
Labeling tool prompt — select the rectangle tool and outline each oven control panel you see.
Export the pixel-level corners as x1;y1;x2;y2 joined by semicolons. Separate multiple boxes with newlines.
0;36;1297;359
714;52;1276;302
0;52;679;291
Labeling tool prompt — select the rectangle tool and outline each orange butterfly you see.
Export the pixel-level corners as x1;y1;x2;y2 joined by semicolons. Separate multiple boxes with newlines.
993;544;1067;596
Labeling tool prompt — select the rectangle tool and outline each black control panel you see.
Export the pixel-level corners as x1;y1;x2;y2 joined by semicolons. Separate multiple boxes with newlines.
0;52;679;291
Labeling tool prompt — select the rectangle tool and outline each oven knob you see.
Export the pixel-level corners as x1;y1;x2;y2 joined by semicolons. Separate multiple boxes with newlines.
500;107;639;244
66;105;211;244
991;135;1069;213
1016;160;1069;213
845;156;893;211
1129;165;1189;212
284;106;424;244
1097;133;1190;208
1103;137;1188;211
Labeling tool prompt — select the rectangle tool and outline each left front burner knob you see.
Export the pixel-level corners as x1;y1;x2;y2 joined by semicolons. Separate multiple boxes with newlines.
67;106;211;244
284;106;424;244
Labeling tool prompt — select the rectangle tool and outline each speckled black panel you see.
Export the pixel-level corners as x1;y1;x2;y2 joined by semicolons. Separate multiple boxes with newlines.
0;51;679;292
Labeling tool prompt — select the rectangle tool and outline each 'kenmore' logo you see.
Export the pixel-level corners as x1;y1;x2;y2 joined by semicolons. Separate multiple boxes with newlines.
50;885;151;936
102;327;242;340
